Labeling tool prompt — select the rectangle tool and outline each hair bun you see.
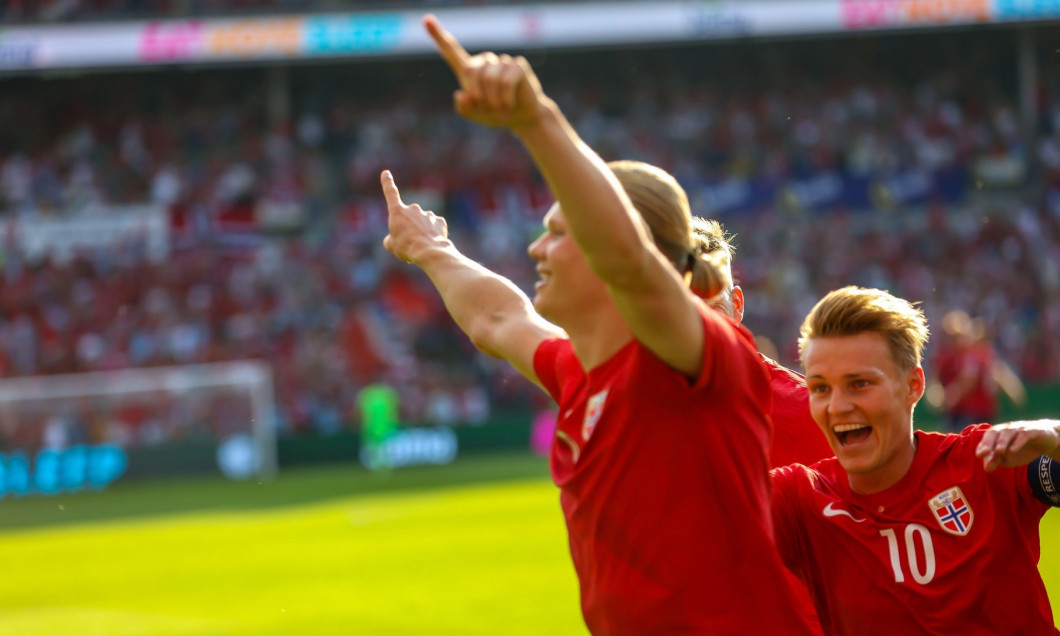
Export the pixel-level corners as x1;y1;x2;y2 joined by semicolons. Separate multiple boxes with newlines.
689;251;729;301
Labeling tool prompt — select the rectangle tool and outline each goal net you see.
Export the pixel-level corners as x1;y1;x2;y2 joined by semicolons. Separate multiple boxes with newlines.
0;361;276;497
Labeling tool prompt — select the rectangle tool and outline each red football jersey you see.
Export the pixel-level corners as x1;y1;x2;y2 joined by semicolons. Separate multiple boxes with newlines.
763;355;833;636
534;304;814;635
773;425;1057;635
934;342;999;419
762;355;834;469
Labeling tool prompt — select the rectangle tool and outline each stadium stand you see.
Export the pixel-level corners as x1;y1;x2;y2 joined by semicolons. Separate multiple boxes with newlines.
1;17;1058;447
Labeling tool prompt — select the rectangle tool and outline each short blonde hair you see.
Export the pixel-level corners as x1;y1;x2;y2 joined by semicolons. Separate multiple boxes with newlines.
798;286;929;371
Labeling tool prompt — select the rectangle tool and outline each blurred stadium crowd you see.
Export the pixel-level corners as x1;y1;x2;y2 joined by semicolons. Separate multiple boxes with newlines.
1;20;1058;445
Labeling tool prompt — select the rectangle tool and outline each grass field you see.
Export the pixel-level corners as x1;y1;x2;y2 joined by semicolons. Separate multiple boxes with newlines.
0;454;585;636
0;452;1057;635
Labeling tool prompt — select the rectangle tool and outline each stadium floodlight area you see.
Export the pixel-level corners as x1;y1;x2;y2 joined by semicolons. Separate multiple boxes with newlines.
0;361;276;496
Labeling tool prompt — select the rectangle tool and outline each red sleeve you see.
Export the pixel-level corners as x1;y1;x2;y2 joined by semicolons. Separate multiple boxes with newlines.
691;302;765;395
770;464;806;572
532;337;567;404
768;365;834;468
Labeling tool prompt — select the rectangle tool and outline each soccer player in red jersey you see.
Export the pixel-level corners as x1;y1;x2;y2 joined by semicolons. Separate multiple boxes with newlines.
689;217;832;468
379;15;816;635
931;308;1026;432
772;286;1060;635
688;217;829;635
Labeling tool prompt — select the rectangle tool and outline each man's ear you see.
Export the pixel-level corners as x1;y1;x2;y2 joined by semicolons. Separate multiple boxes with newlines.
908;366;926;406
732;286;745;324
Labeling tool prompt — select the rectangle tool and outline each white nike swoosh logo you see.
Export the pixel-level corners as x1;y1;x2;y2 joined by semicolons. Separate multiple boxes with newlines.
823;502;865;523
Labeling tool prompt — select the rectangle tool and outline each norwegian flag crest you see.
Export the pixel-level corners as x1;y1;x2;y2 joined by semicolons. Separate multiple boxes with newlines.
928;486;974;536
583;389;609;442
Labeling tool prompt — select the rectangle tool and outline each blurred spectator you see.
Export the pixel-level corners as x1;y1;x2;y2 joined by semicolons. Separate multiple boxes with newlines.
927;309;1027;432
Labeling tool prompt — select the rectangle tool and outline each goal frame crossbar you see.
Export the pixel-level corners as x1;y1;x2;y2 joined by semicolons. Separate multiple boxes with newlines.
0;361;277;479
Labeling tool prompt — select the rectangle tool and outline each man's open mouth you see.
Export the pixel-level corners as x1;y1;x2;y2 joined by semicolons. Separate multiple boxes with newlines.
833;423;872;446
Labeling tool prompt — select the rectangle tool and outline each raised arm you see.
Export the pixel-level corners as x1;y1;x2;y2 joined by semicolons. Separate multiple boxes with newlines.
424;15;712;378
381;170;563;388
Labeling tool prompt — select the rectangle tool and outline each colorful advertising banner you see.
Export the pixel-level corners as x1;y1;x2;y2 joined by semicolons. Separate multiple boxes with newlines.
303;14;403;54
994;0;1060;19
0;1;1056;74
840;0;990;29
0;445;127;498
0;3;840;74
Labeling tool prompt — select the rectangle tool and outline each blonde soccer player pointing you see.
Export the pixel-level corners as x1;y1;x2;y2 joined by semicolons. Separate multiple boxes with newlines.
380;15;817;635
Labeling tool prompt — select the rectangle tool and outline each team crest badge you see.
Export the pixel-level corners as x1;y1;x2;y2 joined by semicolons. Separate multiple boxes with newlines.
928;486;974;536
583;389;609;441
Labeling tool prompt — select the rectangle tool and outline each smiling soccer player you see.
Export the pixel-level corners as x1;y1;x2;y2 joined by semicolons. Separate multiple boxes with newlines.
772;286;1060;635
379;14;817;635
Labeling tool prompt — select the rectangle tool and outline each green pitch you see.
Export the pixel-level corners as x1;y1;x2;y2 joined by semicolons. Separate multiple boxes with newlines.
0;454;586;636
0;453;1058;635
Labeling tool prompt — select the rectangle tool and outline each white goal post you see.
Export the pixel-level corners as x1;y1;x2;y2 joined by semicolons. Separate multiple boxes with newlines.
0;361;277;483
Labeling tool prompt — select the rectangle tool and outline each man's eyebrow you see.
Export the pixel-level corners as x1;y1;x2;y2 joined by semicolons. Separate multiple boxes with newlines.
807;371;875;380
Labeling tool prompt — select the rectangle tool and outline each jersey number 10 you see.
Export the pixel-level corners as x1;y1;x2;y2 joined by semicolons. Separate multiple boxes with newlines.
879;525;937;584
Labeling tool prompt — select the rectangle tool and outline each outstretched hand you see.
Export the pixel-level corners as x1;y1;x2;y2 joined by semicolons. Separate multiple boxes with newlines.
381;170;451;265
425;14;545;130
975;420;1060;472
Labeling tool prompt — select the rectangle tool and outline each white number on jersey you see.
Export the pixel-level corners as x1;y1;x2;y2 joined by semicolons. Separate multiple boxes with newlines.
879;524;936;584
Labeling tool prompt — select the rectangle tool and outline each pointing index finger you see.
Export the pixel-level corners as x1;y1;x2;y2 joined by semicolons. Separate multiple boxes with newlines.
424;14;470;78
381;170;404;208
